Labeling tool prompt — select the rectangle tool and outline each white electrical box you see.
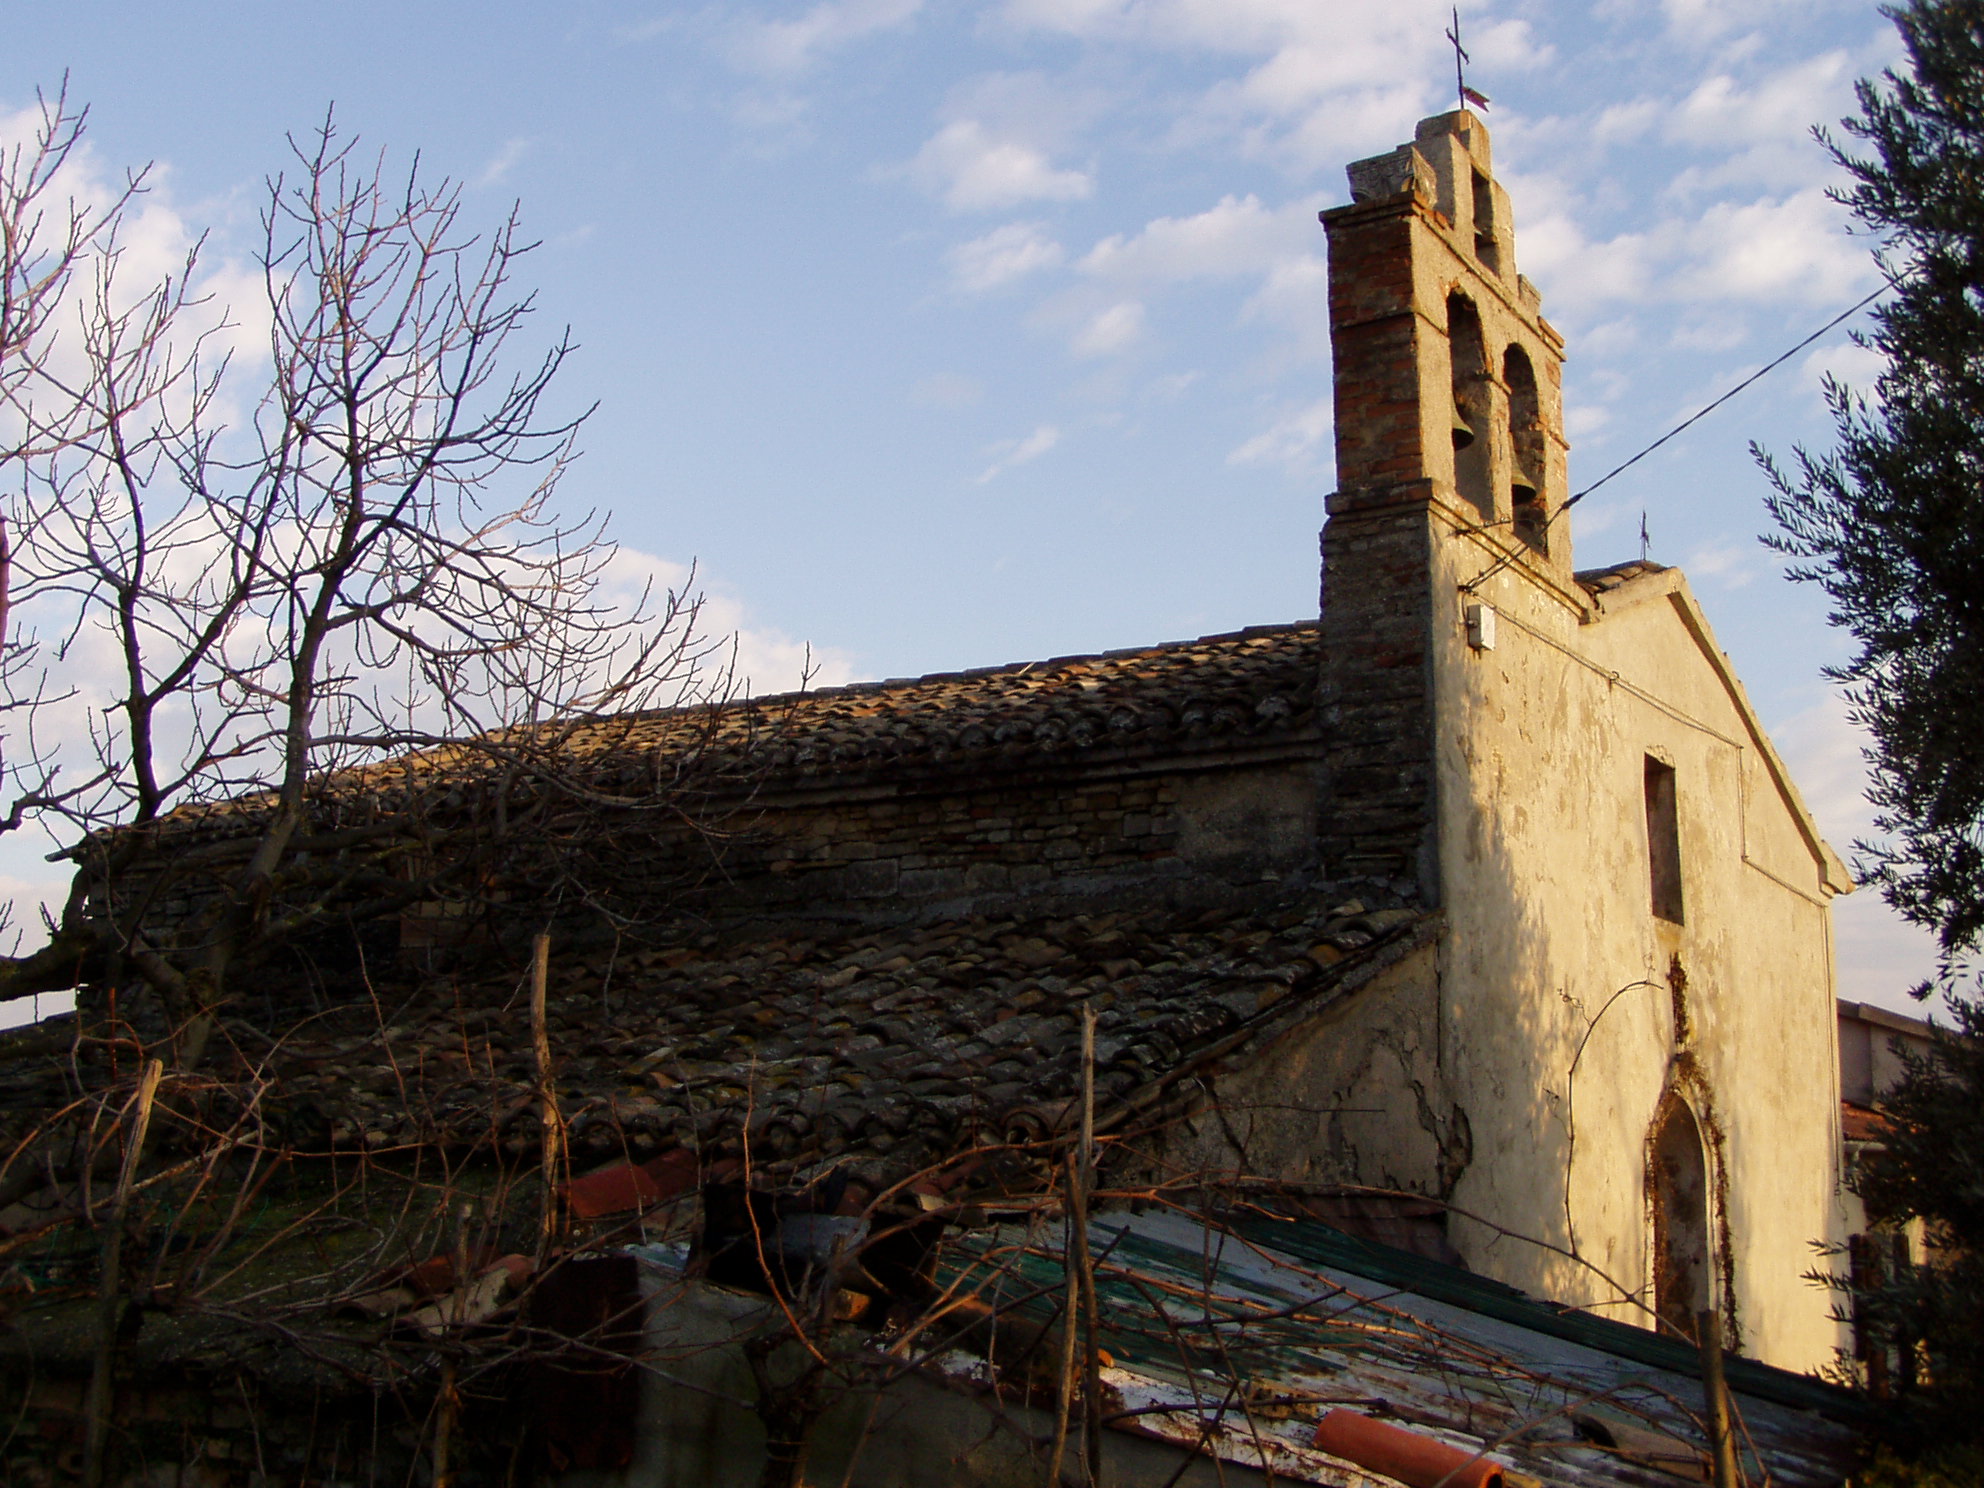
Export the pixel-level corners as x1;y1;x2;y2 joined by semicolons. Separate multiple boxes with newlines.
1465;601;1496;651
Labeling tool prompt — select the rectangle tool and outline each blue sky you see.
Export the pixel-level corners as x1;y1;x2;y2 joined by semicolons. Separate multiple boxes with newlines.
1;0;1944;1016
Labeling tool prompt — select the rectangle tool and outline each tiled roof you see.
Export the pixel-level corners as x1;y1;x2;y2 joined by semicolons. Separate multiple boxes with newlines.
0;896;1425;1189
560;620;1323;788
142;621;1324;841
1574;559;1670;598
1841;1100;1893;1144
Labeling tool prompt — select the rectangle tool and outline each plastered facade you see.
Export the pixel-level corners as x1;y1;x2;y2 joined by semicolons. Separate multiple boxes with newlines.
1433;549;1847;1369
1294;111;1848;1370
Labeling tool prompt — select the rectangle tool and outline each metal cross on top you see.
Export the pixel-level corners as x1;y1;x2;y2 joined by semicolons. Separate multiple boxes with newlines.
1445;8;1493;113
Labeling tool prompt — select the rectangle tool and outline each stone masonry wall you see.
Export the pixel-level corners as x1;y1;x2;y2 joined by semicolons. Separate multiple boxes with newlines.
697;751;1323;924
392;749;1330;969
1316;185;1443;901
1323;199;1427;498
1317;504;1438;898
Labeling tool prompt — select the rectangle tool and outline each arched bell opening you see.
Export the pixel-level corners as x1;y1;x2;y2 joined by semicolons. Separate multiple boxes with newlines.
1650;1096;1713;1341
1504;345;1547;554
1447;293;1492;520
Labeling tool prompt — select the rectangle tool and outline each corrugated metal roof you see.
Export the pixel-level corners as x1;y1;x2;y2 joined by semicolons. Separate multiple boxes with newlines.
924;1208;1859;1488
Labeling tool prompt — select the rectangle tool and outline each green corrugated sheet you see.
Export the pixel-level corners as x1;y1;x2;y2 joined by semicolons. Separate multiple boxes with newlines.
1231;1214;1868;1423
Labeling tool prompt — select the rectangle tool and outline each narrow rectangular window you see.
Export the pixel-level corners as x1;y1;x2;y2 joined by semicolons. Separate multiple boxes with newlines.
1471;170;1499;269
1645;757;1684;924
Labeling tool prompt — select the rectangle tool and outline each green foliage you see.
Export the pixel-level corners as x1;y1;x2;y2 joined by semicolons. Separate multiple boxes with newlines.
1759;0;1984;1455
1853;997;1984;1447
1759;0;1984;961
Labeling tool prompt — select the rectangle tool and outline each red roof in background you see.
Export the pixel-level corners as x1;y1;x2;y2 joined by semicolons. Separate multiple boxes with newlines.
1842;1102;1893;1144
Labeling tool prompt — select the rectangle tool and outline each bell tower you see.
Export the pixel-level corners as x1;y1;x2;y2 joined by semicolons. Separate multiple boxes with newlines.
1315;111;1571;900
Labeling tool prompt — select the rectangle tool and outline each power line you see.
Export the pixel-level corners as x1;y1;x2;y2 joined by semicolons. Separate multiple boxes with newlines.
1563;281;1890;513
1459;280;1890;595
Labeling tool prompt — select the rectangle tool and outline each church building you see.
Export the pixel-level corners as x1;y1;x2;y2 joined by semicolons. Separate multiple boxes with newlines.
1224;109;1852;1368
0;108;1855;1421
473;105;1850;1372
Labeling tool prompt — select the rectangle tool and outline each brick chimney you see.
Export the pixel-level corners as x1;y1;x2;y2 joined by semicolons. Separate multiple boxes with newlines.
1315;111;1569;901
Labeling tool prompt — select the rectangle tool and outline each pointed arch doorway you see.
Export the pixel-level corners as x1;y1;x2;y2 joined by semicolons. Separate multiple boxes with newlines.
1650;1097;1713;1340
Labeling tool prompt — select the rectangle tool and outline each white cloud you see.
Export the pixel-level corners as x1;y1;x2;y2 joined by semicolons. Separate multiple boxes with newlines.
976;423;1061;482
1774;689;1879;846
1671;189;1868;304
1799;337;1884;405
1228;395;1331;472
1579;320;1640;359
1080;193;1313;282
998;0;1547;170
476;137;531;188
1238;254;1331;364
1770;688;1942;1011
0;103;266;455
1516;185;1867;318
1564;403;1613;443
1065;195;1323;362
595;547;854;696
1665;52;1853;173
943;69;1111;146
1681;539;1760;589
1071;301;1145;357
908;121;1093;211
1147;370;1201;400
1658;0;1865;47
612;14;682;42
947;221;1065;291
1669;315;1753;353
729;0;922;75
1563;49;1857;196
997;0;1541;80
1591;98;1660;146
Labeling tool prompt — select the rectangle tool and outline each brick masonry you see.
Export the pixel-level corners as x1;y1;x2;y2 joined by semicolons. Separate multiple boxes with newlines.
1315;187;1445;902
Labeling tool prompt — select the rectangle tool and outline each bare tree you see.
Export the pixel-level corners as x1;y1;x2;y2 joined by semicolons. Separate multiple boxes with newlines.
0;111;724;1066
0;79;142;447
0;82;156;905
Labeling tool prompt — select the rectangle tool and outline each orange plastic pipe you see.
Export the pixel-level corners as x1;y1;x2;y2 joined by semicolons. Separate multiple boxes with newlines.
1312;1410;1505;1488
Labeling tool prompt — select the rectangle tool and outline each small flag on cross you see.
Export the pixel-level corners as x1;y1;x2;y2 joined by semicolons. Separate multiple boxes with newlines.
1446;10;1491;112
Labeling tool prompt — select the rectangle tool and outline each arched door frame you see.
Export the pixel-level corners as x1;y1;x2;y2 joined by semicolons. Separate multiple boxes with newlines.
1645;1082;1736;1348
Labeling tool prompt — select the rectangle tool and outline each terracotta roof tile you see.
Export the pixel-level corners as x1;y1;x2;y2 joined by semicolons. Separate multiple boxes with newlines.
143;623;1323;842
1574;559;1669;598
1841;1100;1892;1144
0;898;1426;1191
584;620;1322;786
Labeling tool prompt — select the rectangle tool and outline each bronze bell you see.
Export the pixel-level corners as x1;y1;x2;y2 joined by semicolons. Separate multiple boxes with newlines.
1511;455;1542;504
1451;404;1477;450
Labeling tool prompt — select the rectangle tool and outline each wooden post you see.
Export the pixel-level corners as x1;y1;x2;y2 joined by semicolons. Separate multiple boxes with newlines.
82;1058;163;1488
1046;1153;1081;1488
1078;1008;1103;1487
433;1358;455;1488
432;1201;475;1488
1697;1307;1740;1488
531;933;562;1251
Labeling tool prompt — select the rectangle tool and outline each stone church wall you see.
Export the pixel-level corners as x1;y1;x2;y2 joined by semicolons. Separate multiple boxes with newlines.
696;750;1324;926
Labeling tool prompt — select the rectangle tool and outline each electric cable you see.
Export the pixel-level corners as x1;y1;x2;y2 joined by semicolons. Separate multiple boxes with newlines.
1562;281;1891;514
1460;279;1892;594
